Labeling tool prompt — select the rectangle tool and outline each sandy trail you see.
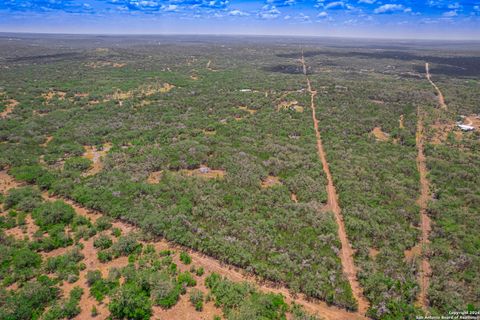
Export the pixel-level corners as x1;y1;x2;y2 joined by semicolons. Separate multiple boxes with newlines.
299;53;369;315
1;170;367;320
415;109;432;310
425;63;447;110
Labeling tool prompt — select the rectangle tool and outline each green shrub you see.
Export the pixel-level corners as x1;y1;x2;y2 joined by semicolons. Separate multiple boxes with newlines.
179;251;192;265
95;216;113;231
97;249;114;263
189;289;204;311
111;234;141;257
94;234;113;250
4;187;42;212
32;201;75;229
108;283;152;320
177;272;196;287
64;157;92;172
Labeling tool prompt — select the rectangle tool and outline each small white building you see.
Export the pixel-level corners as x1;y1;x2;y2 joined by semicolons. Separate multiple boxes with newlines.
457;124;475;132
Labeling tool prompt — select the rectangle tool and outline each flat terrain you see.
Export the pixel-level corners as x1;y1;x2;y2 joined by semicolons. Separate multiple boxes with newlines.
0;34;479;319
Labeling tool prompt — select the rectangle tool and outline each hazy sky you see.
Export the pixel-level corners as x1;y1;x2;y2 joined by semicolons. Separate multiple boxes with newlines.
0;0;479;39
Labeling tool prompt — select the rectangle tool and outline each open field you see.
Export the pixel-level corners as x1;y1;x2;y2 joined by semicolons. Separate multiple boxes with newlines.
0;34;479;319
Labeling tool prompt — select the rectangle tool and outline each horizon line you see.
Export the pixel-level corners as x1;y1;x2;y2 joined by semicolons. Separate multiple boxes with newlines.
1;31;480;42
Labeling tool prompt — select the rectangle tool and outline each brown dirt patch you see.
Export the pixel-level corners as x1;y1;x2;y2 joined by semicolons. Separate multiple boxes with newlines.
238;106;257;115
190;75;199;80
371;100;385;105
147;171;164;184
261;175;282;188
181;166;225;180
82;143;112;176
1;99;19;118
42;91;66;102
0;170;22;193
74;93;89;98
399;115;405;129
291;193;298;203
371;127;389;142
368;248;379;260
277;100;304;113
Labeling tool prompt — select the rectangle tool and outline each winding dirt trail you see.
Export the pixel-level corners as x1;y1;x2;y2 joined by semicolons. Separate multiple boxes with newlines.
415;110;432;310
425;63;447;110
299;53;369;314
0;170;367;320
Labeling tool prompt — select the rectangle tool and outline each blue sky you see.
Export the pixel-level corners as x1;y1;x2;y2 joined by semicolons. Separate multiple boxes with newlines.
0;0;479;39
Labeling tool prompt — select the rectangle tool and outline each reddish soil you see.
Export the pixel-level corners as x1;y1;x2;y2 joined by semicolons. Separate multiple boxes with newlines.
425;63;447;110
415;110;432;310
300;53;369;315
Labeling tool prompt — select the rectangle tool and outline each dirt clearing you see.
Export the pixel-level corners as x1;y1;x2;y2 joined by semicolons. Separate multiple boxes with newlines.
238;106;257;115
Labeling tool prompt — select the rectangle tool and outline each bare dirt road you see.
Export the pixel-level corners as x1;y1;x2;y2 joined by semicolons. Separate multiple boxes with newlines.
415;110;432;310
425;63;447;110
1;170;367;320
299;53;369;315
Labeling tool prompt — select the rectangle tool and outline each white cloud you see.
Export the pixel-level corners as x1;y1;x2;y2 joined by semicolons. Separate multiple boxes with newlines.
358;0;375;3
228;9;249;16
317;11;328;17
325;1;344;9
474;5;480;11
161;4;178;11
284;14;291;19
258;5;280;19
447;2;460;9
443;10;458;17
374;4;405;14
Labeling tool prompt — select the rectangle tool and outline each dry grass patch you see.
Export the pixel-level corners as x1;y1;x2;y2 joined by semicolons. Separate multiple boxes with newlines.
399;114;405;129
238;106;257;115
371;127;389;142
40;136;53;147
86;61;126;69
147;170;164;184
82;143;112;176
291;193;298;203
261;175;282;188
